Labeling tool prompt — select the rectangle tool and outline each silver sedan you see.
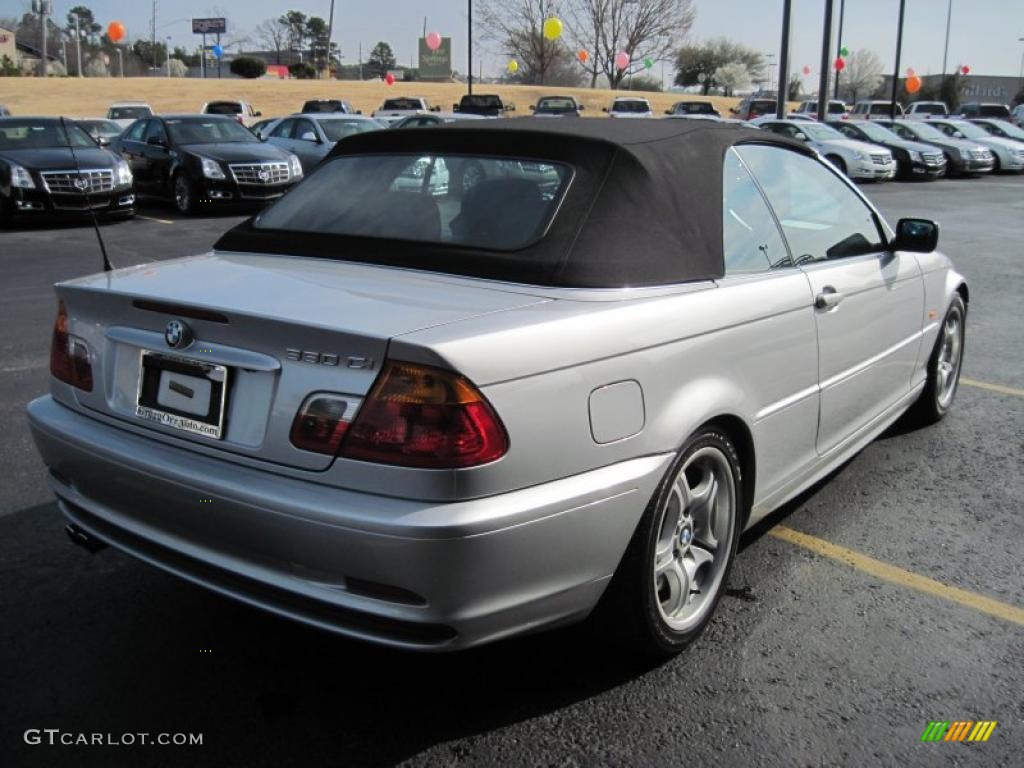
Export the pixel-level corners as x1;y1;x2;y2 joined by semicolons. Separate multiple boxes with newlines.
28;119;967;655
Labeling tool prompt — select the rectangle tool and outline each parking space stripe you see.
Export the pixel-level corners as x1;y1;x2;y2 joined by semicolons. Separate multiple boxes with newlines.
768;525;1024;627
960;378;1024;398
137;215;174;225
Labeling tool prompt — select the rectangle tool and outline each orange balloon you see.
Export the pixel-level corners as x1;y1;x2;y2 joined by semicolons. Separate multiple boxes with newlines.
906;74;922;94
107;21;126;43
577;49;589;64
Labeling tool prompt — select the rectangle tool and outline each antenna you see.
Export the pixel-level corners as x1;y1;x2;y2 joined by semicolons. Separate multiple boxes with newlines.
59;116;113;272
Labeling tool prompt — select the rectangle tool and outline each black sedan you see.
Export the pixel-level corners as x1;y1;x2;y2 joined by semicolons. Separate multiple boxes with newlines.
828;120;947;179
110;114;302;215
0;116;134;225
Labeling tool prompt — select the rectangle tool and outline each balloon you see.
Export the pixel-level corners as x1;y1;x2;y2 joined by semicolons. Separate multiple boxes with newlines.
833;57;845;71
577;49;589;64
543;17;563;41
212;44;223;59
802;65;811;76
839;46;849;58
906;67;915;77
906;75;922;94
614;51;629;71
107;21;125;43
507;59;519;74
960;65;970;75
643;57;654;70
385;73;395;85
425;31;442;51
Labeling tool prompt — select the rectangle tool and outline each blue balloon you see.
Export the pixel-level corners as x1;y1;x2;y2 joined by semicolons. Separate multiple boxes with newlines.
212;44;223;58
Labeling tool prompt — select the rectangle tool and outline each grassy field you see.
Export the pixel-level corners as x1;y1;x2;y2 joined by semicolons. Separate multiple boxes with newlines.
0;77;755;119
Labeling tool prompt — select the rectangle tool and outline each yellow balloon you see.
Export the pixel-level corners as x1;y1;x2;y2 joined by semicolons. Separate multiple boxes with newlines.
543;17;563;41
507;60;519;73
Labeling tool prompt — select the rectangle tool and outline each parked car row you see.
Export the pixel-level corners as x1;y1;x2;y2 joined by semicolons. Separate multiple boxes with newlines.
4;97;1022;226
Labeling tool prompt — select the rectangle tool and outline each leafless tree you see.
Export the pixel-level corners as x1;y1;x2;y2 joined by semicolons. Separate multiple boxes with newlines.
477;0;566;85
255;18;289;65
841;49;884;103
566;0;696;88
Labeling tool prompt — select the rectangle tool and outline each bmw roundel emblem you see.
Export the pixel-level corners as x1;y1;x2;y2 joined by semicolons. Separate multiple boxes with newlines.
164;319;192;349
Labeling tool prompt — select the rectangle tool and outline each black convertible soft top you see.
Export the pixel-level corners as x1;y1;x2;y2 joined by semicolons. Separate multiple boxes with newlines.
215;118;810;288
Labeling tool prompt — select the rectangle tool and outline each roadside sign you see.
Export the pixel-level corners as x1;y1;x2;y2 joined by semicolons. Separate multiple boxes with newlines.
192;18;226;35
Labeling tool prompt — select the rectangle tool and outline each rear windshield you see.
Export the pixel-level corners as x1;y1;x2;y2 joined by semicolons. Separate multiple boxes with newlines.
538;98;576;111
612;100;650;113
381;98;423;111
870;103;901;115
108;105;152;119
205;102;243;115
827;103;846;114
977;105;1010;117
674;102;715;114
304;101;343;112
747;100;776;115
461;95;502;108
912;103;947;115
254;154;571;251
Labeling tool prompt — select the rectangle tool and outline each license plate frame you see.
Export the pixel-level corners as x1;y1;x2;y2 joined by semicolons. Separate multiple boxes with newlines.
135;351;229;440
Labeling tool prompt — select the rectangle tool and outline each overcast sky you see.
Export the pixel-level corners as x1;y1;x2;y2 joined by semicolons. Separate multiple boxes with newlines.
5;0;1023;82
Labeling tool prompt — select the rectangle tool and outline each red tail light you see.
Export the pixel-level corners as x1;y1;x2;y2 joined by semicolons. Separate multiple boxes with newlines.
338;361;508;469
49;300;93;392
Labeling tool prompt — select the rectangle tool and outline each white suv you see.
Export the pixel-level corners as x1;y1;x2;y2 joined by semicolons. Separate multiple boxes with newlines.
200;100;262;127
850;100;904;120
791;100;849;120
905;101;949;120
605;98;654;118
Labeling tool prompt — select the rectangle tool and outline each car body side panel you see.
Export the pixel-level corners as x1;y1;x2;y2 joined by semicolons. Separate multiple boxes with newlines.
393;270;819;511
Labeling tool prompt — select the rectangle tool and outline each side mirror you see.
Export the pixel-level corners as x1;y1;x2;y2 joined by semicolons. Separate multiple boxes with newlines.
255;111;262;117
602;107;608;113
794;132;808;142
892;218;939;253
665;109;672;115
729;107;738;114
356;110;362;115
146;135;166;147
578;104;584;111
507;104;515;112
529;104;536;111
97;136;111;146
432;106;441;112
299;131;320;143
953;131;964;138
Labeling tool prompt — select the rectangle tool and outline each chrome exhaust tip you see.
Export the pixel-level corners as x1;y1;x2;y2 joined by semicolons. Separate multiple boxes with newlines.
65;523;107;554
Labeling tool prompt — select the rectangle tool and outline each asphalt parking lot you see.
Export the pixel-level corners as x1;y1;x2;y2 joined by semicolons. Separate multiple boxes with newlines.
1;177;1022;767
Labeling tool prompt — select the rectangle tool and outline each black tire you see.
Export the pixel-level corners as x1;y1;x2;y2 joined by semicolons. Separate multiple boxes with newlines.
173;172;196;215
826;154;847;175
992;154;1001;173
943;153;957;177
593;428;745;658
906;294;966;426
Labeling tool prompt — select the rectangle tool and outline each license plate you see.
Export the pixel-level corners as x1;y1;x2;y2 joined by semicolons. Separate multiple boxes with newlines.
135;352;229;439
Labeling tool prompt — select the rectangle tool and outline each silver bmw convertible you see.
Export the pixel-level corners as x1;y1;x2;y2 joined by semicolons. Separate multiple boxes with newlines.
27;119;967;655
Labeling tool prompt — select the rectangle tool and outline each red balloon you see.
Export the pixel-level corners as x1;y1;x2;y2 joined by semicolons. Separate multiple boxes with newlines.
802;65;811;76
833;57;845;72
385;73;395;85
960;65;970;75
906;67;915;77
107;21;126;43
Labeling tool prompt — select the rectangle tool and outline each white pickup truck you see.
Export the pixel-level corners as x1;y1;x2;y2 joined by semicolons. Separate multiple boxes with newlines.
904;101;949;120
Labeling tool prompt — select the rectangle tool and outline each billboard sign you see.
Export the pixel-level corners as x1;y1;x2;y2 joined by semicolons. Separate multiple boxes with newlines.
418;36;452;80
192;18;227;35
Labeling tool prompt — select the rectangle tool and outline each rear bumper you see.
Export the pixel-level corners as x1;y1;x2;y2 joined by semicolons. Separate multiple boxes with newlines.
28;395;668;651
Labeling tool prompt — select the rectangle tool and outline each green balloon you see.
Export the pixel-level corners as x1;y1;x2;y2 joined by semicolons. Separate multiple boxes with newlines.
839;46;849;57
643;57;654;69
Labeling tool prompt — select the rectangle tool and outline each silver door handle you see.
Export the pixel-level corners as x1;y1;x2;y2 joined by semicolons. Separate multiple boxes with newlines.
815;287;844;309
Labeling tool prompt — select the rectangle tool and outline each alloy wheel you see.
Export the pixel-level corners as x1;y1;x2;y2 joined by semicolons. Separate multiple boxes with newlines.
652;446;736;632
936;305;963;409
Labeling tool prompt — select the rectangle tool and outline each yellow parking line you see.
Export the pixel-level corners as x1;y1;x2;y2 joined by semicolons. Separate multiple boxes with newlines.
960;378;1024;398
137;215;174;225
768;525;1024;627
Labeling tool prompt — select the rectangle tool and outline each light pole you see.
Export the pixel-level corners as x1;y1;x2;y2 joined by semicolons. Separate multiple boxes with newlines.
764;52;776;93
165;35;172;76
117;47;123;77
941;0;953;75
776;0;793;117
834;0;845;98
467;0;473;94
71;12;83;77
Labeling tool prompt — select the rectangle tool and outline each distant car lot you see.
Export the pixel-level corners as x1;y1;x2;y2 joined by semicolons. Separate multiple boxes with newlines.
1;174;1021;767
